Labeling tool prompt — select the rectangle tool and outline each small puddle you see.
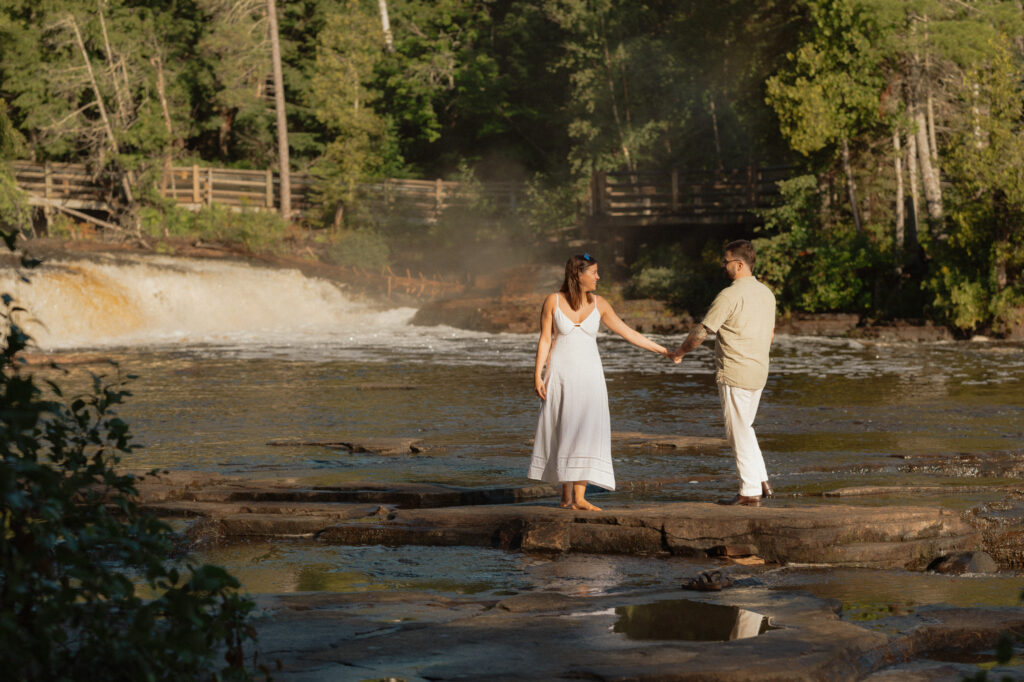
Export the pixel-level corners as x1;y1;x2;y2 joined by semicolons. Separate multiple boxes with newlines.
612;599;777;642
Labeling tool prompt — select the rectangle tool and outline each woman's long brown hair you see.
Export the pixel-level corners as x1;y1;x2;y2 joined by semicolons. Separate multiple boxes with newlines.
559;254;597;311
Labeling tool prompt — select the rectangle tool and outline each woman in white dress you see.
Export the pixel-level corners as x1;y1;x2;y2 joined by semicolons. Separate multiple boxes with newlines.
528;253;671;511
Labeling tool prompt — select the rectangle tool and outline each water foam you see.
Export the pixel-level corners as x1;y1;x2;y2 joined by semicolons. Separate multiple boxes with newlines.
0;254;416;350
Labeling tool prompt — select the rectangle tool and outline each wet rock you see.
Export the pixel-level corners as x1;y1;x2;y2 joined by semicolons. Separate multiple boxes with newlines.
412;294;691;334
926;551;998;575
774;312;860;336
251;588;893;681
133;472;980;568
823;485;997;497
266;436;427;455
709;544;760;558
495;591;579;613
317;502;978;569
848;319;954;342
520;522;570;553
611;298;692;334
411;294;542;333
894;451;1024;479
613;431;729;451
965;493;1024;569
20;352;115;366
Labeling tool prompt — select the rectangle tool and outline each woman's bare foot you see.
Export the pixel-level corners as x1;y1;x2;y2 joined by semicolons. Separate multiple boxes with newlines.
571;499;602;511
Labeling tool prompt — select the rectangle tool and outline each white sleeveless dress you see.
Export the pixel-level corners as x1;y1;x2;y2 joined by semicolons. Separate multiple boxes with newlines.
527;295;615;490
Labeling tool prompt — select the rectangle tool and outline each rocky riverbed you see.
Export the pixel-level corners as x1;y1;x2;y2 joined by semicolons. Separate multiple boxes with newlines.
131;463;1024;681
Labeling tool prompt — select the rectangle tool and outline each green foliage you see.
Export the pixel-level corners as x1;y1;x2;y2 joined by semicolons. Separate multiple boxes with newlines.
930;34;1024;332
311;0;404;203
0;230;259;680
0;102;28;232
754;175;892;313
627;241;721;314
516;175;584;237
323;228;390;270
140;204;288;254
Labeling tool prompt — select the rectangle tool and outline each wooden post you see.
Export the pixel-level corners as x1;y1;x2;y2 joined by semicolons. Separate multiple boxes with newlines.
435;178;444;216
670;168;679;212
595;171;607;216
192;164;200;204
266;168;274;209
206;166;214;206
44;162;53;200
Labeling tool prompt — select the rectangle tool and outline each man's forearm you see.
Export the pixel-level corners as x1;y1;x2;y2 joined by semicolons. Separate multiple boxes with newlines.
676;324;708;355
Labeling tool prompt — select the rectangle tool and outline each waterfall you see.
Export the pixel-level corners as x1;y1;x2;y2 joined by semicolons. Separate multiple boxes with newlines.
0;254;415;350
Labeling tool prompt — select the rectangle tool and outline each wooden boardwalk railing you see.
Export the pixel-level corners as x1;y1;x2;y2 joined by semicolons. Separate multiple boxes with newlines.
13;160;791;229
12;161;522;224
589;166;792;226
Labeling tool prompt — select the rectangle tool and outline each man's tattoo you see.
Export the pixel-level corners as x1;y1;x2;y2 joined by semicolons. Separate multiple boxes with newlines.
680;324;708;353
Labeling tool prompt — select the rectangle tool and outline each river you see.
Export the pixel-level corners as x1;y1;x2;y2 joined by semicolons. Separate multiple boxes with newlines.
3;253;1023;610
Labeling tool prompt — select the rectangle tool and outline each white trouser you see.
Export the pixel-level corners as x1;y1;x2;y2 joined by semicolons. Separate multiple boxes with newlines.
717;382;768;497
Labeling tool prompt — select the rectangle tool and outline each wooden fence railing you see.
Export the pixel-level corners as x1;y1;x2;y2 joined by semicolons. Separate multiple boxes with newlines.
13;160;792;229
12;161;111;210
589;166;792;225
12;161;522;224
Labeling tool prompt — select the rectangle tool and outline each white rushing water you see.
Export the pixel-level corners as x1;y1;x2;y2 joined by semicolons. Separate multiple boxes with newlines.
0;254;420;351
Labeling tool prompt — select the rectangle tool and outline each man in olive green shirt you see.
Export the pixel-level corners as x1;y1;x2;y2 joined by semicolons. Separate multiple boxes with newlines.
670;239;776;506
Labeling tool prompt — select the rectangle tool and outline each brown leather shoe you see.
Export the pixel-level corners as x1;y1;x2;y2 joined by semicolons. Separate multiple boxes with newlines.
716;494;761;506
761;481;774;498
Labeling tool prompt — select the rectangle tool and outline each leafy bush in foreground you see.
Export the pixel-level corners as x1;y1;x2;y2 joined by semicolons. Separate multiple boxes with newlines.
0;230;260;681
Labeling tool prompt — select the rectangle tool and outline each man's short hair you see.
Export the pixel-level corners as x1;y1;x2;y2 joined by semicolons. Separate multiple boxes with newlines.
725;239;756;268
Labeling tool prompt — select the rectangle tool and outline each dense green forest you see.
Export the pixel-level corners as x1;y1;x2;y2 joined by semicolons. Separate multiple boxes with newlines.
1;0;1023;334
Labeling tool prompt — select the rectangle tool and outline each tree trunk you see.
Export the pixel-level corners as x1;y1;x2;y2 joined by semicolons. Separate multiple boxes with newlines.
152;55;175;147
893;130;904;248
914;105;942;221
68;14;133;204
267;0;291;219
599;13;633;171
841;137;862;232
708;94;724;174
906;131;920;247
378;0;395;53
926;92;938;163
97;1;133;129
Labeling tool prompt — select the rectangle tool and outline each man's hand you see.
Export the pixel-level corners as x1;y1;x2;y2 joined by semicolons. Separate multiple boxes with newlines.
667;348;683;364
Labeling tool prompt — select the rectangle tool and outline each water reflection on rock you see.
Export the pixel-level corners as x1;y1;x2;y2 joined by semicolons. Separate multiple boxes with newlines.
612;599;775;641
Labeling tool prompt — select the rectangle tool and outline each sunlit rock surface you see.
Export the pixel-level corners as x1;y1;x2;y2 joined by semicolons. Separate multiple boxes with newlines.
134;472;978;570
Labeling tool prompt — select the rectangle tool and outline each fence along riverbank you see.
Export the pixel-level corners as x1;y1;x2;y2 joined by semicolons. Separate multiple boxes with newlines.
14;161;791;232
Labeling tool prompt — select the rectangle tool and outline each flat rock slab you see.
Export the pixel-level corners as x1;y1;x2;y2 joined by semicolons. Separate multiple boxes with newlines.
266;436;427;455
318;501;979;569
250;588;1024;681
612;431;729;450
131;471;560;543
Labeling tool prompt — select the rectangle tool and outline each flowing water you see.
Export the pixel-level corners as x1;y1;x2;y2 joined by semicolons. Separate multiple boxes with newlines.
4;254;1024;608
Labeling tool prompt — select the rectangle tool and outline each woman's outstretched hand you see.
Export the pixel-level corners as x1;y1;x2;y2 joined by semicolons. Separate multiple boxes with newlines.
664;347;683;364
534;375;547;400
